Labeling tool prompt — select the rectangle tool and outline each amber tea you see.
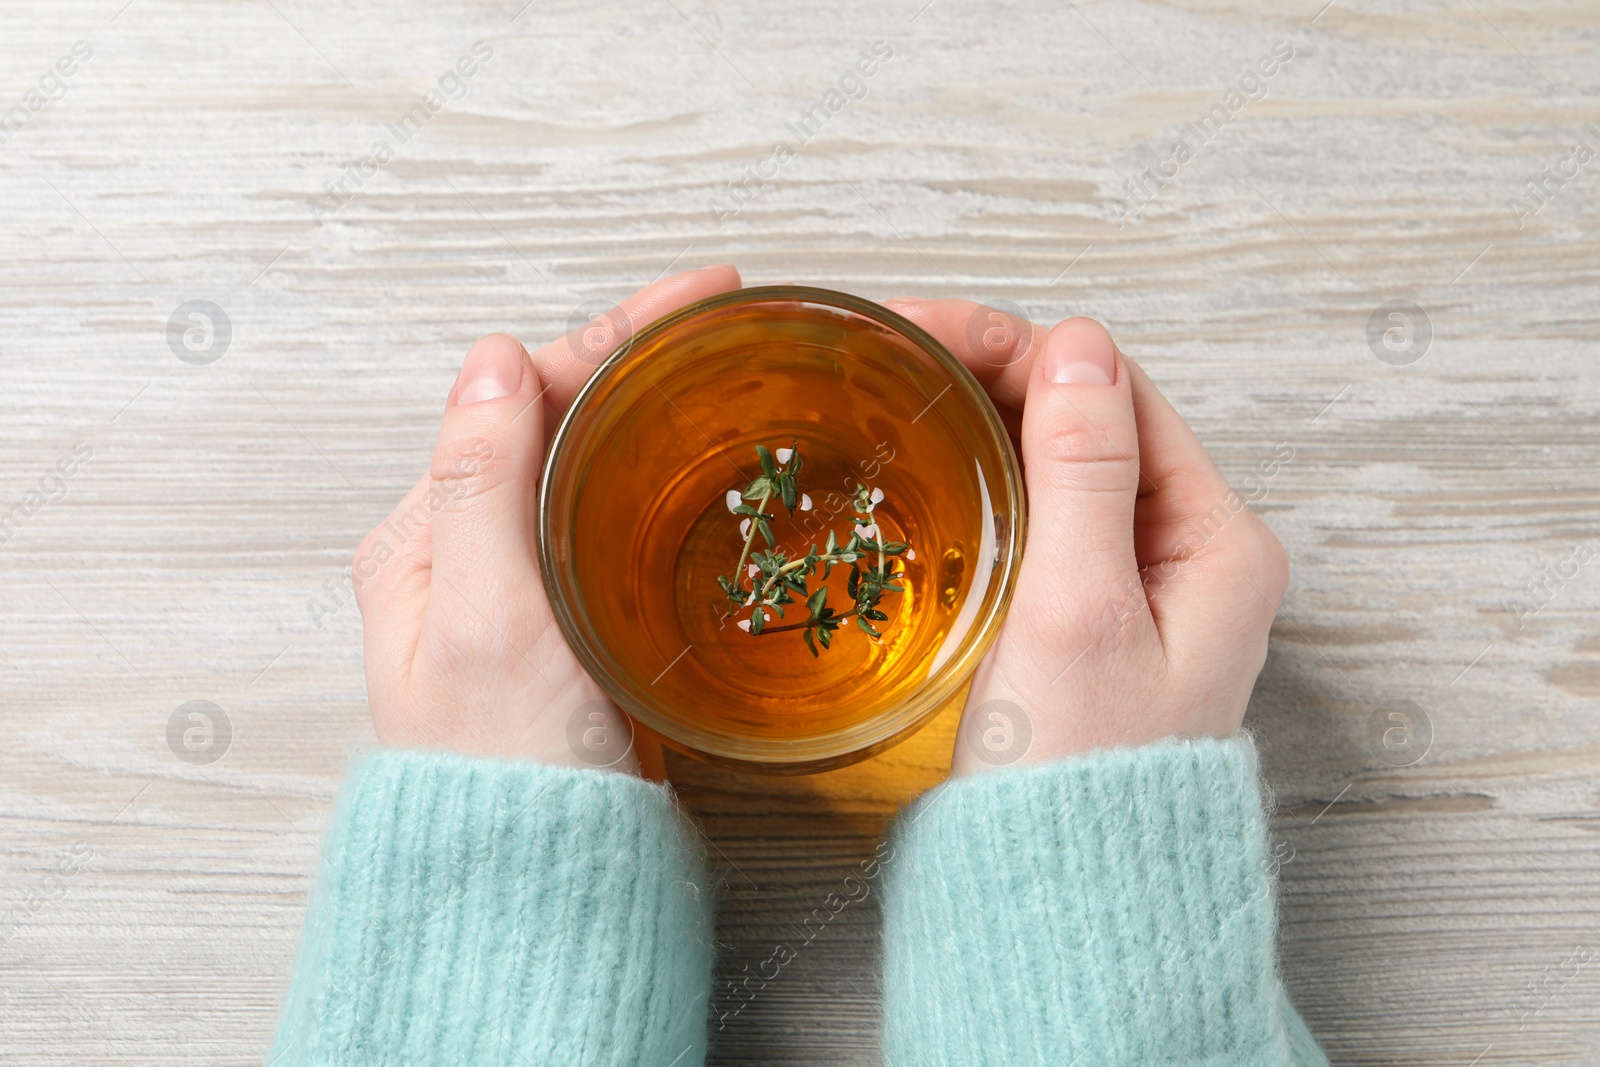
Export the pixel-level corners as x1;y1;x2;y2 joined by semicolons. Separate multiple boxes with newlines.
540;287;1023;772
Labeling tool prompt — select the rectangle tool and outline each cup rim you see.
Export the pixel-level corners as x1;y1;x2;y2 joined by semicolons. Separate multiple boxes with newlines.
538;285;1026;773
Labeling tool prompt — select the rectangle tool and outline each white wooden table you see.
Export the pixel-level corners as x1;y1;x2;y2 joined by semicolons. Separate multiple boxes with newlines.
1;1;1597;1063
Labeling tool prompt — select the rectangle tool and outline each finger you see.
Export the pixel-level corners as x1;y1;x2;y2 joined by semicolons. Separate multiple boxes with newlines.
530;264;743;420
881;296;1042;411
1124;358;1290;652
429;333;545;606
1123;357;1239;566
1011;318;1144;639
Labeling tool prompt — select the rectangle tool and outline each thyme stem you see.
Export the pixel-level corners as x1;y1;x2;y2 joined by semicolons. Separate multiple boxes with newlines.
752;607;866;636
755;553;840;602
728;489;773;593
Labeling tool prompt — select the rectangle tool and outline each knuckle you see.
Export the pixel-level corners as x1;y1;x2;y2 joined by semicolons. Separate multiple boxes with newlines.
1203;514;1289;617
429;435;506;503
1033;418;1140;494
352;480;435;607
351;528;391;605
1250;517;1291;603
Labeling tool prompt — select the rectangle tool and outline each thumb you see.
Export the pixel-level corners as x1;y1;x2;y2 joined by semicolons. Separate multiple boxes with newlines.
1014;317;1143;632
428;333;545;603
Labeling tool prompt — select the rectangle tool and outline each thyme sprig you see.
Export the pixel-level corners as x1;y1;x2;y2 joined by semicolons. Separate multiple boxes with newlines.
717;442;909;656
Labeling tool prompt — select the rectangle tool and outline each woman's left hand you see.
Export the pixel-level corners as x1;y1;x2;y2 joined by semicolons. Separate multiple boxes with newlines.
353;265;743;770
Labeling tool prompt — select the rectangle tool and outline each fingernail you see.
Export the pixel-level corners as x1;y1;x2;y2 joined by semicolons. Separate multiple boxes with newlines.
882;297;927;309
455;336;525;405
1043;317;1116;386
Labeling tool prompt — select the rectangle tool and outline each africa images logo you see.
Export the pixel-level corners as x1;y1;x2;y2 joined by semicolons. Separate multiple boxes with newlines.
0;40;93;147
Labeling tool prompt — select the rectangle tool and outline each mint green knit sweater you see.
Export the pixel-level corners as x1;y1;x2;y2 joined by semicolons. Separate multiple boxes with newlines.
271;737;1328;1066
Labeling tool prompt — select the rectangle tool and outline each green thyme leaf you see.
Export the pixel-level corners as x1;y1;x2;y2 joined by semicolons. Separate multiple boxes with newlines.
723;442;909;653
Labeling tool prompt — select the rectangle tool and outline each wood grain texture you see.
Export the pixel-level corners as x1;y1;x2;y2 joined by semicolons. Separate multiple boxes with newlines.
2;0;1598;1063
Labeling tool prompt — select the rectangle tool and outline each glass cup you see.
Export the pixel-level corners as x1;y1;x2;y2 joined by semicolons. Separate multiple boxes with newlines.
539;286;1024;773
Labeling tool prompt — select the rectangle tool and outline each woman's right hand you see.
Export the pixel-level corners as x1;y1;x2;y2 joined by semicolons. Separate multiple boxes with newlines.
883;300;1290;775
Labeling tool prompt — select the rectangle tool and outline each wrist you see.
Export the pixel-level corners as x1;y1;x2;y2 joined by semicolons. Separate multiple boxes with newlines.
370;690;642;775
952;670;1247;776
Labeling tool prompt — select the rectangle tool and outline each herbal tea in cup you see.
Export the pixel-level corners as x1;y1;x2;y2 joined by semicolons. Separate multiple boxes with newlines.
539;286;1023;773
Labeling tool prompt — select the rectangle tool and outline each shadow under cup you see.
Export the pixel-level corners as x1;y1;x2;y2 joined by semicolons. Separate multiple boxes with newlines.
539;287;1024;774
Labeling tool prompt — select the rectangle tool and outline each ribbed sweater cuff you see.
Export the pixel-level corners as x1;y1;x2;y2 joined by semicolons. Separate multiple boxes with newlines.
269;749;713;1067
882;735;1299;1067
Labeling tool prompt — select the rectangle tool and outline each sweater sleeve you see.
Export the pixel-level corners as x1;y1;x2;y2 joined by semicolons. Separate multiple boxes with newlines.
268;748;714;1067
880;735;1329;1067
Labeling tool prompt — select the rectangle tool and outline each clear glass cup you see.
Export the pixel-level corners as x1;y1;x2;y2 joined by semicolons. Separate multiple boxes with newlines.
539;286;1025;773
